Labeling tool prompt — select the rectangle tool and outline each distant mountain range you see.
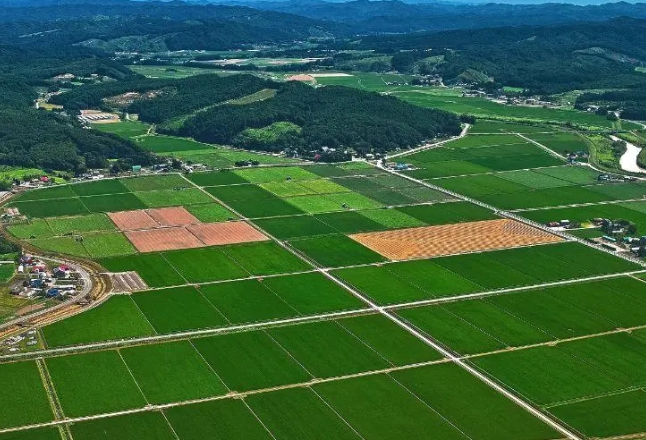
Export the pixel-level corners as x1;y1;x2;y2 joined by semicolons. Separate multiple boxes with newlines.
2;0;646;35
234;0;646;32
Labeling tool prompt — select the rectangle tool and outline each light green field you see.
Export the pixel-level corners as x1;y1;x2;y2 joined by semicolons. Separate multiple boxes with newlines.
135;136;211;153
47;213;116;235
235;166;318;183
130;65;231;78
135;188;213;207
81;232;137;258
94;120;150;138
7;219;53;239
393;90;630;129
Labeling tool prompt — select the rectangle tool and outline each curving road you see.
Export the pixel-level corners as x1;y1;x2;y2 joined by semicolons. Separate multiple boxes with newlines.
0;255;99;338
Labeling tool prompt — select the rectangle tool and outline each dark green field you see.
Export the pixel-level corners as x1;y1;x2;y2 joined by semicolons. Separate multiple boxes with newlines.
46;350;147;417
9;197;89;218
70;412;176;440
120;340;227;403
165;399;274;440
9;147;646;439
71;179;130;197
43;296;155;347
247;387;362;440
396;277;646;355
162;246;248;283
266;320;392;378
221;241;311;275
314;374;469;440
100;253;185;287
289;235;386;267
0;361;53;429
392;364;560;440
132;286;229;333
186;170;249;186
191;331;312;391
82;193;146;213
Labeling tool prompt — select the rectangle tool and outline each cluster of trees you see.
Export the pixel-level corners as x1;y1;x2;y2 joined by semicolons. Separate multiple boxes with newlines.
130;75;270;124
52;74;272;123
576;89;646;121
50;77;168;111
177;82;461;155
0;104;155;172
0;48;156;174
0;45;132;84
0;235;20;256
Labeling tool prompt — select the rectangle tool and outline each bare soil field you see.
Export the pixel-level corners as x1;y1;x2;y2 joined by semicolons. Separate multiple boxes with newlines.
350;219;563;260
146;207;200;227
108;210;158;231
126;227;204;252
286;74;315;83
186;222;268;246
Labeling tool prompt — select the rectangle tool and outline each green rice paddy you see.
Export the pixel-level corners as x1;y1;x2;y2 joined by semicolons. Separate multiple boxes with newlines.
0;361;53;429
7;135;646;439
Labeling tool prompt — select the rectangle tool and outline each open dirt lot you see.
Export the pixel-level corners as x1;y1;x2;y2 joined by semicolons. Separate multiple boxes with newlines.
350;219;563;260
109;271;148;293
79;109;120;124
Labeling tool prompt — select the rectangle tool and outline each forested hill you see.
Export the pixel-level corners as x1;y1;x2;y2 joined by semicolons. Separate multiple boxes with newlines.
0;46;134;83
0;48;155;174
356;18;646;94
178;81;462;156
49;74;461;157
50;74;272;123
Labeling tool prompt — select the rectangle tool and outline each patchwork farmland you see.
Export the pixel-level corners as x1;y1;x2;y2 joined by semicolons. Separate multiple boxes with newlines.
3;130;646;439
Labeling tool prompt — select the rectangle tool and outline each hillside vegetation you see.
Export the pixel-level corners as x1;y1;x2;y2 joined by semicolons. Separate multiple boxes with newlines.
51;74;460;157
357;18;646;94
0;47;155;173
179;81;461;155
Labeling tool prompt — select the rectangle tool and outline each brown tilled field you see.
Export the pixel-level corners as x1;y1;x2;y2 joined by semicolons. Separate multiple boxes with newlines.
110;207;201;230
146;207;200;227
126;227;204;252
186;222;268;246
123;219;268;252
350;219;563;260
108;210;158;231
